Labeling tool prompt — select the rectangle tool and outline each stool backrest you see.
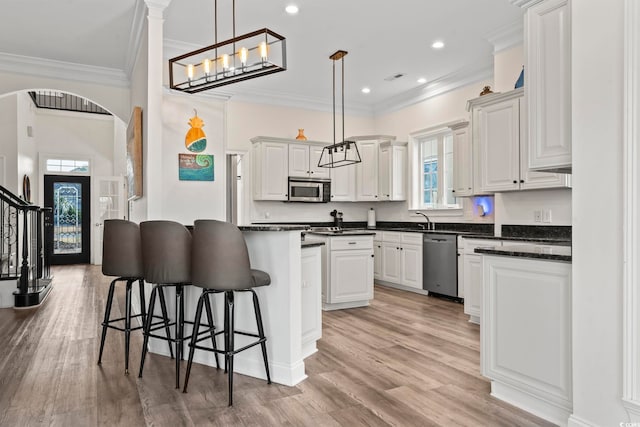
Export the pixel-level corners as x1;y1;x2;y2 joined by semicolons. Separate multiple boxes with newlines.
140;220;192;284
102;219;143;278
191;220;253;291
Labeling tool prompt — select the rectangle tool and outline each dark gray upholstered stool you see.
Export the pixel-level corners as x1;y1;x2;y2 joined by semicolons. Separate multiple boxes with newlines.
138;220;218;389
183;219;271;406
98;219;173;374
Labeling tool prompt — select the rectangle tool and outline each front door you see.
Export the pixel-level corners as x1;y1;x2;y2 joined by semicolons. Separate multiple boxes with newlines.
44;175;91;265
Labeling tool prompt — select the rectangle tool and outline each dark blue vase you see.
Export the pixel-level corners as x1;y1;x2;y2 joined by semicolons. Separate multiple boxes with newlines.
515;66;524;89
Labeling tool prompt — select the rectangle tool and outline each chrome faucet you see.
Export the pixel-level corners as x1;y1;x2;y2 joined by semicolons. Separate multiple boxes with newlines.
416;212;434;230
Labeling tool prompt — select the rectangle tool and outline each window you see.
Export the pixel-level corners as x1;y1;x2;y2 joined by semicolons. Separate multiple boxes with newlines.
412;129;459;210
46;159;90;174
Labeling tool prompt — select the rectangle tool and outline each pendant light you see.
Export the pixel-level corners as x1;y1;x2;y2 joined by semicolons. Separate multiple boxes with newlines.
318;50;362;168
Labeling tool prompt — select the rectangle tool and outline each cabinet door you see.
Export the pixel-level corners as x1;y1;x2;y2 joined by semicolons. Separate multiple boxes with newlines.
526;0;572;171
401;244;422;289
381;242;401;283
518;99;570;190
288;144;309;177
373;241;383;280
476;98;520;192
356;141;379;201
254;142;288;200
451;124;473;196
378;146;390;201
330;164;356;201
390;146;407;201
463;253;483;323
301;247;322;345
309;145;331;179
330;249;374;303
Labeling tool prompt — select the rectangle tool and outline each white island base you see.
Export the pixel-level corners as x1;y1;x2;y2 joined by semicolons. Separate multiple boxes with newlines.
147;226;315;387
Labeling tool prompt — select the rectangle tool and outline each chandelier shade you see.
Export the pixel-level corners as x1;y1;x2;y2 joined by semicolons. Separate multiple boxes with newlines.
169;28;287;94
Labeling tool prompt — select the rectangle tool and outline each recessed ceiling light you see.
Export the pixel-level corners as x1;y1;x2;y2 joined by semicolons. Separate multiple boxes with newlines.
361;87;371;94
417;77;427;84
285;4;299;14
432;40;445;49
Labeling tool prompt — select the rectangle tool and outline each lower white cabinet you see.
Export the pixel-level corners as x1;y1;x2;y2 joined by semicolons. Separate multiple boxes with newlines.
319;234;374;310
462;238;501;324
301;245;322;358
373;240;383;279
481;255;572;425
376;231;423;290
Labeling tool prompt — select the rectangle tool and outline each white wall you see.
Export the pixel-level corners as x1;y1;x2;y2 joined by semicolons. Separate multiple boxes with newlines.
159;93;227;225
0;94;18;193
494;188;572;230
494;44;524;93
570;0;628;424
17;92;37;202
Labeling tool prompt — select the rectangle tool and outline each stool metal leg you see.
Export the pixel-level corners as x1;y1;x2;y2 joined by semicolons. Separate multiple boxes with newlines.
251;290;271;384
182;293;205;393
203;292;220;369
157;287;175;359
175;284;185;389
138;279;147;326
225;291;235;406
138;285;157;378
124;280;133;375
98;278;118;366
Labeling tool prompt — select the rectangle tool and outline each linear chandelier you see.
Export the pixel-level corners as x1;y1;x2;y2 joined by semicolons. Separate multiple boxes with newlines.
318;50;362;168
168;0;287;94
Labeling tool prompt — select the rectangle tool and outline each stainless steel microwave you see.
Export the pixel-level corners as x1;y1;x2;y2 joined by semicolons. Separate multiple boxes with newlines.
288;177;331;202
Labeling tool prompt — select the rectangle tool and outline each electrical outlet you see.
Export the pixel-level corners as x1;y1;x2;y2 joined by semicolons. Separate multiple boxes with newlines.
534;210;542;222
543;209;552;223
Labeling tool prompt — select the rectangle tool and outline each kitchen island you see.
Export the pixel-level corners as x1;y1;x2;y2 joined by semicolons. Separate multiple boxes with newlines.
148;225;317;387
475;244;572;426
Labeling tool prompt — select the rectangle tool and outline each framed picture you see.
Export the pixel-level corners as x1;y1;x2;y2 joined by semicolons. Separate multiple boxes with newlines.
178;154;214;181
126;106;143;200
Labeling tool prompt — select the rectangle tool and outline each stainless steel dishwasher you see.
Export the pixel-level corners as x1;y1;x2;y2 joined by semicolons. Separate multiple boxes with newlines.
423;233;458;298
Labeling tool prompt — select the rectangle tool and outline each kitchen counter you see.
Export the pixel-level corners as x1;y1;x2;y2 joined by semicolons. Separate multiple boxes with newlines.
462;234;571;244
475;244;572;262
307;229;376;236
301;239;325;248
240;224;309;231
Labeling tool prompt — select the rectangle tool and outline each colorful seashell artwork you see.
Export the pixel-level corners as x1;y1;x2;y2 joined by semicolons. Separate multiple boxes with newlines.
185;111;207;153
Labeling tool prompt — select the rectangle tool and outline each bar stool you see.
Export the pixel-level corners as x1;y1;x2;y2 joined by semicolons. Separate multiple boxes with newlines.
183;219;271;406
97;219;173;374
138;220;218;389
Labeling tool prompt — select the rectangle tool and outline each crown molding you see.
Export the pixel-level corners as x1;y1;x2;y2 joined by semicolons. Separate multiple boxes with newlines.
372;59;494;116
124;0;148;78
0;52;129;88
485;19;524;53
509;0;545;8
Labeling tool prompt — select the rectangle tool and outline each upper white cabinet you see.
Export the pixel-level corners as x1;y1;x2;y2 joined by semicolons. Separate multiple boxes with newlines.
251;138;289;201
355;140;380;201
468;89;570;193
288;143;330;179
449;121;472;197
378;141;407;201
330;163;356;202
523;0;572;172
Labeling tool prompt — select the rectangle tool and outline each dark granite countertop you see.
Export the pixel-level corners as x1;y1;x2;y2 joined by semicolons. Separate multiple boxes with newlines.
239;224;310;231
461;234;572;244
306;229;376;236
474;244;572;262
373;227;482;236
301;239;325;248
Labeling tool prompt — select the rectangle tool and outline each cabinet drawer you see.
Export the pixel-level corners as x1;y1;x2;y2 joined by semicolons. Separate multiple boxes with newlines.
401;232;423;245
381;231;401;243
462;238;499;255
331;236;373;250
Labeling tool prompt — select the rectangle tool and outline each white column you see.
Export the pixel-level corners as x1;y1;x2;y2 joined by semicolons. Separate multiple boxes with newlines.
143;0;171;220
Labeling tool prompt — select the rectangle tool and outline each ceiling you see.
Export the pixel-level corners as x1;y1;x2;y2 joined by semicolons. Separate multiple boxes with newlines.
0;0;524;113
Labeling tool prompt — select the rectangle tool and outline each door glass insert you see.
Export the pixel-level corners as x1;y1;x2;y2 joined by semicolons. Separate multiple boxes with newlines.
53;183;83;254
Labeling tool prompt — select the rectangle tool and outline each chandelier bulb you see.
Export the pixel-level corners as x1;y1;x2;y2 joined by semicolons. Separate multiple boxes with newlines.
187;64;194;80
203;59;211;75
259;42;268;61
221;54;230;70
239;47;248;66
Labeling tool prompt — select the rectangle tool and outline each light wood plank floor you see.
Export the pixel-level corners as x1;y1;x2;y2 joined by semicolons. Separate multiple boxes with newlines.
0;265;554;426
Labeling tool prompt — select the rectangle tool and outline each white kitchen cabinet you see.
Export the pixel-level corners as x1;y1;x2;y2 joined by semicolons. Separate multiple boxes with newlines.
400;243;422;289
377;231;423;290
330;163;356;201
288;143;330;179
462;238;500;324
381;242;402;283
301;245;322;358
378;142;407;201
449;121;473;197
355;140;379;201
251;139;289;201
468;89;569;194
482;254;572;425
524;0;572;172
457;237;464;298
319;234;374;310
373;240;382;280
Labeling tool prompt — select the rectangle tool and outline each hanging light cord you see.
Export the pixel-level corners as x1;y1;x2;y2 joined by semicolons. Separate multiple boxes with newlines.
332;58;336;145
341;55;345;144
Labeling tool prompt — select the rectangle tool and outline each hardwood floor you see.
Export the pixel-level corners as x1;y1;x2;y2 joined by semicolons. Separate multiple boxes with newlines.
0;265;554;426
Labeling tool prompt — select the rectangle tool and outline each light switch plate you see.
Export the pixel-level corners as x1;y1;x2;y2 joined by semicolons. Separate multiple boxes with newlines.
542;209;552;223
534;210;542;222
